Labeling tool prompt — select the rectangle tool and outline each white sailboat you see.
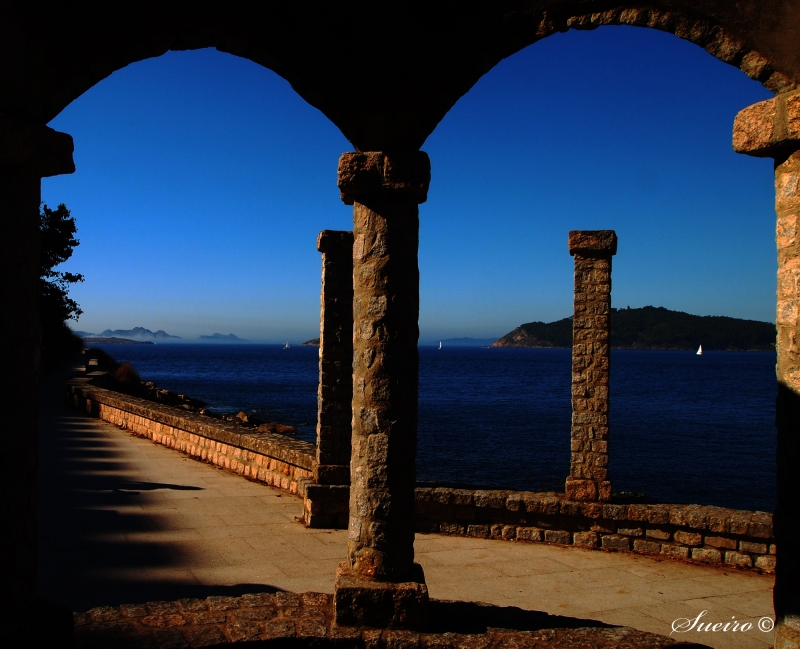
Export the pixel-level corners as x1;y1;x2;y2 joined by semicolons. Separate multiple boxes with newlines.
284;339;290;349
696;344;703;356
438;341;442;349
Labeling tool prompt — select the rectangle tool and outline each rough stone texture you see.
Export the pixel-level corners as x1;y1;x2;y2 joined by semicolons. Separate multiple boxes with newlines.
69;592;692;649
413;487;775;572
566;230;617;502
315;229;354;488
733;89;800;157
340;152;430;584
67;380;315;494
734;94;800;649
334;562;429;630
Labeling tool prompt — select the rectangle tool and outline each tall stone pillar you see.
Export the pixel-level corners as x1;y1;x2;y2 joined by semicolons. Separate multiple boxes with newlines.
333;151;429;630
302;231;354;529
565;230;617;503
0;115;74;610
315;229;354;485
734;91;800;649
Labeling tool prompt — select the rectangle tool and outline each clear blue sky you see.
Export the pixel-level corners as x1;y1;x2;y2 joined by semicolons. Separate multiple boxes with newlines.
43;25;775;344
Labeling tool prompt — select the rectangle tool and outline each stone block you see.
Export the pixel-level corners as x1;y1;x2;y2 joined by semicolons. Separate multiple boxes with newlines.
691;548;722;563
674;531;703;546
573;531;599;547
749;514;774;538
661;545;690;559
755;555;777;572
645;506;670;525
633;540;661;554
724;552;754;568
516;527;543;542
601;535;630;550
733;91;800;157
730;514;751;536
617;527;643;537
334;563;428;630
439;522;464;535
740;541;768;554
601;504;628;520
467;525;490;538
501;525;517;540
645;528;670;541
705;536;737;550
569;230;618;256
544;530;571;545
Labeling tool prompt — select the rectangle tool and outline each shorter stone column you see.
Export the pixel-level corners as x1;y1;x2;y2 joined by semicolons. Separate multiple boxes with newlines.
565;230;617;503
733;90;800;649
303;230;353;529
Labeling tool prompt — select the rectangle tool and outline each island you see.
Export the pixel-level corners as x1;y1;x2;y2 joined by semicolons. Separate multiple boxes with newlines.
82;337;154;345
301;339;320;346
199;333;246;342
492;306;775;351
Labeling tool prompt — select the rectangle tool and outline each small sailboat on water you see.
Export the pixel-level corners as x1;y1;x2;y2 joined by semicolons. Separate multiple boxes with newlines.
284;339;290;349
696;344;703;356
438;341;442;349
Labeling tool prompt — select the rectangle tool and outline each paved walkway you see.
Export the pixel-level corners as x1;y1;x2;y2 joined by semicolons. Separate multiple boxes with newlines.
38;370;775;649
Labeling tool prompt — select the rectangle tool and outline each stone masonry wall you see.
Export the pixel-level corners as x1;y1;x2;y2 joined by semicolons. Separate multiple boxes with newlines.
66;380;314;495
414;487;775;573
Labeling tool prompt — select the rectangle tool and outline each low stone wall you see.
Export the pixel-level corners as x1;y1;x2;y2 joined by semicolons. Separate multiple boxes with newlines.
415;487;776;572
66;380;315;495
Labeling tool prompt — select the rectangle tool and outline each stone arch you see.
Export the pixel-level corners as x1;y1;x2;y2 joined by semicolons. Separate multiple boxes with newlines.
481;4;797;100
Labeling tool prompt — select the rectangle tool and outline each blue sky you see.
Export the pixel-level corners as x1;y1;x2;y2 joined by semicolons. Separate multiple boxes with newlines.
43;26;775;344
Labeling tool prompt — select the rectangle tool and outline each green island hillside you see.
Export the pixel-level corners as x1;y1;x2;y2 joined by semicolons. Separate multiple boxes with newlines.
492;306;775;351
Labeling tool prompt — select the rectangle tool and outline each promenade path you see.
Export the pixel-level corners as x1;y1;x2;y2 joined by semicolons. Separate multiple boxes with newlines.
38;370;774;649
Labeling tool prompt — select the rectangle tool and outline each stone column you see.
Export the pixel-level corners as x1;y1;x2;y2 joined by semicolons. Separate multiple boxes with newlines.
734;91;800;649
565;230;617;503
302;230;354;529
0;115;74;610
315;229;354;484
333;151;429;630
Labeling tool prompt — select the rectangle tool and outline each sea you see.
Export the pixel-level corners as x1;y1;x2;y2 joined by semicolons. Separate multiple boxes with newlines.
92;343;777;513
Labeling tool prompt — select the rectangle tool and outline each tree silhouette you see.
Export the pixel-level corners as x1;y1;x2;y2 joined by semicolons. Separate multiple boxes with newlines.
40;203;84;371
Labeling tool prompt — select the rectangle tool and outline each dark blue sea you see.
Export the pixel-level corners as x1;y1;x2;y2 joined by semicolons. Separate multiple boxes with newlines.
93;344;777;513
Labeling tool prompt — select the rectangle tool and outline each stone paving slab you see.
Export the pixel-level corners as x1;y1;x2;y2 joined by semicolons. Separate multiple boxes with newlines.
38;373;775;649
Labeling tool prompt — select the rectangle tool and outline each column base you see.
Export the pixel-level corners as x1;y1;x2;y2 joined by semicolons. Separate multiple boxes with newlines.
302;483;349;529
565;478;611;502
334;562;428;630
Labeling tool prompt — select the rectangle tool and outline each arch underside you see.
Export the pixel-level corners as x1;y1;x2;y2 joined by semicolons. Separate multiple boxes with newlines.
2;0;797;151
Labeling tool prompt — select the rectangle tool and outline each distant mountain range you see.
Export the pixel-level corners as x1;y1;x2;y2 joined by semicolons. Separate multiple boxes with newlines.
73;327;181;341
492;306;776;351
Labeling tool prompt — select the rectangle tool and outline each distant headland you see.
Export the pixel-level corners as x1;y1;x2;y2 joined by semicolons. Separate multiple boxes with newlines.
492;306;776;351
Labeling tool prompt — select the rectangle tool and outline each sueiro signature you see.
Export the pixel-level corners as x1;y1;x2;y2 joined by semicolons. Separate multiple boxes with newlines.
671;610;774;634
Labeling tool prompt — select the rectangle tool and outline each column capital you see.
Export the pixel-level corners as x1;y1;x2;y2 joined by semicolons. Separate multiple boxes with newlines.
0;114;75;177
568;230;618;257
733;90;800;158
337;151;430;205
316;229;354;253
